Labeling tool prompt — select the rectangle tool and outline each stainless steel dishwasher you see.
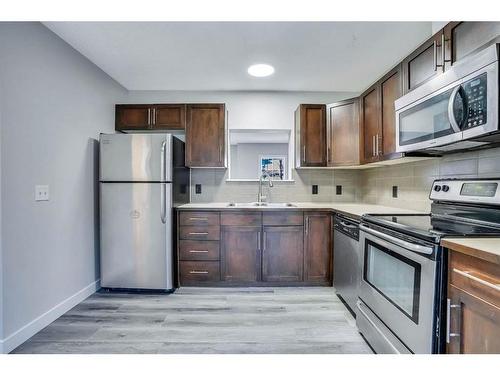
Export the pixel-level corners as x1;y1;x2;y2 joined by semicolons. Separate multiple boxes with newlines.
333;214;360;316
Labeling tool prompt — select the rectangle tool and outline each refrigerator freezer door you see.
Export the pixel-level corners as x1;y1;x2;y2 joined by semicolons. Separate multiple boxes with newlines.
100;133;172;182
100;182;173;290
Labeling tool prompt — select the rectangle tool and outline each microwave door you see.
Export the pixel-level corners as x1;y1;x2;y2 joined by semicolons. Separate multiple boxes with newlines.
396;84;464;153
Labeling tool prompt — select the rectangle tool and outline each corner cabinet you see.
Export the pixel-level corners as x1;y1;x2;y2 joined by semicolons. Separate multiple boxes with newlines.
295;104;327;167
326;98;360;166
177;210;332;287
185;104;226;168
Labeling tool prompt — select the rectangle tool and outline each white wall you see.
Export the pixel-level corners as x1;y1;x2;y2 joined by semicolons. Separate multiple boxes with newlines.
0;22;127;352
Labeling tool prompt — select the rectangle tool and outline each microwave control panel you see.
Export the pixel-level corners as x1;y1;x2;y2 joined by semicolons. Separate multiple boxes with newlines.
463;73;487;129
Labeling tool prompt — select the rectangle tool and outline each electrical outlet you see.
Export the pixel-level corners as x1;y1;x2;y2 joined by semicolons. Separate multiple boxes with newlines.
195;184;202;194
336;185;342;195
392;186;398;198
312;185;318;195
35;185;49;201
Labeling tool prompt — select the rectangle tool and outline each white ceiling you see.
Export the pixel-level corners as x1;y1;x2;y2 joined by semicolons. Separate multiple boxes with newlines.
44;22;432;92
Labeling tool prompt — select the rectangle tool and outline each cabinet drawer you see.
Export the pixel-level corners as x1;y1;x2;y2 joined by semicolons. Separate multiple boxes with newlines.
179;240;219;261
179;226;220;240
263;211;303;226
179;261;220;284
179;211;220;226
221;213;261;226
450;251;500;308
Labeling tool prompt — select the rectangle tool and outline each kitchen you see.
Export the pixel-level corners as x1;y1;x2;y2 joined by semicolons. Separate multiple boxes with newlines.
0;3;499;372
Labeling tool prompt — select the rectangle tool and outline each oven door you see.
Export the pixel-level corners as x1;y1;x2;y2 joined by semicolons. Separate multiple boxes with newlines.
358;226;437;354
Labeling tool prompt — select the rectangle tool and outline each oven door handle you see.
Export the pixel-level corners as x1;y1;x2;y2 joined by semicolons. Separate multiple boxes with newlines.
359;224;434;255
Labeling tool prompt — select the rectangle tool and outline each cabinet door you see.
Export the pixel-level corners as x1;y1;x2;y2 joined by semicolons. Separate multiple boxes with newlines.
153;104;186;130
186;104;225;167
115;104;151;131
297;104;327;167
304;213;332;283
221;226;261;282
361;86;380;163
380;65;403;156
402;32;444;94
447;285;500;354
262;226;304;282
444;22;500;69
326;98;360;166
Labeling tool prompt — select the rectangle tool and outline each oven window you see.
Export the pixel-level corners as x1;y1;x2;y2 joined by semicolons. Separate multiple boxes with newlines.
399;87;456;146
364;240;421;323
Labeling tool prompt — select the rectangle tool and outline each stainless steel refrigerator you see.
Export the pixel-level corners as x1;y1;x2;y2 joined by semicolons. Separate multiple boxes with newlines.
99;133;190;291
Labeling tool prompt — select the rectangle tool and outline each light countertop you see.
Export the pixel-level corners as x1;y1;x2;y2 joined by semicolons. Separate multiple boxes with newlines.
176;202;425;220
441;238;500;265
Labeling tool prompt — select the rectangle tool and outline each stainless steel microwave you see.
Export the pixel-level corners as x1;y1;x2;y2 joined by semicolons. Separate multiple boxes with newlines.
395;44;500;153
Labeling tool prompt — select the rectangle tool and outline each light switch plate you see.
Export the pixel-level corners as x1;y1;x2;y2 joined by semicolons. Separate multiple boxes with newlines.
35;185;49;201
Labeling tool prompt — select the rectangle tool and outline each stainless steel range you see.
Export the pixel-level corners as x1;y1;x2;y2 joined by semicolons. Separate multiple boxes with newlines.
357;178;500;354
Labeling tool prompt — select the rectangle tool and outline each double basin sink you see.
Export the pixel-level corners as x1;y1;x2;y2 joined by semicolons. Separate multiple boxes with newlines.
226;202;297;208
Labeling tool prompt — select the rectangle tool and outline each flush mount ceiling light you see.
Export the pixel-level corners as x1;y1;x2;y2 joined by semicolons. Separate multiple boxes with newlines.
247;64;275;77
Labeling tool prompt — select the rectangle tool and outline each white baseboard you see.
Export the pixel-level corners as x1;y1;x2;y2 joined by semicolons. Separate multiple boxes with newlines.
1;279;100;354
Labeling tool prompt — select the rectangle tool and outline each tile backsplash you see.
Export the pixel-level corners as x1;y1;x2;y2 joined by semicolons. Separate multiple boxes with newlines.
359;147;500;212
190;169;361;204
189;146;500;213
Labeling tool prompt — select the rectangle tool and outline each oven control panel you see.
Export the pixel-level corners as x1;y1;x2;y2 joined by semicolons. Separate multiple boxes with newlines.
430;179;500;205
463;73;487;129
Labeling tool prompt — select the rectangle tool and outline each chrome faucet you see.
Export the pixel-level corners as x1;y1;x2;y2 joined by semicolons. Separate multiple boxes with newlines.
258;171;274;205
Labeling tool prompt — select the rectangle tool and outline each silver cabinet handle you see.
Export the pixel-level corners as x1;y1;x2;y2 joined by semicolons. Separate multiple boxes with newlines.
446;298;461;343
189;270;208;274
189;250;209;253
305;217;309;235
257;232;261;251
433;40;438;71
359;224;434;255
189;232;209;235
453;268;500;292
302;145;306;163
152;108;156;125
441;33;446;71
372;135;376;157
189;217;208;221
147;108;151;126
262;231;266;251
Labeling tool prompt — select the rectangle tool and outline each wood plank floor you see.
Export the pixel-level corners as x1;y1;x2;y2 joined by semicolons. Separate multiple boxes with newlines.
12;287;372;354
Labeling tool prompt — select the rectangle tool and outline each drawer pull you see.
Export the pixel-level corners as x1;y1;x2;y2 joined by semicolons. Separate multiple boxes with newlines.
189;250;209;253
453;268;500;292
189;270;209;274
189;217;208;221
189;232;209;235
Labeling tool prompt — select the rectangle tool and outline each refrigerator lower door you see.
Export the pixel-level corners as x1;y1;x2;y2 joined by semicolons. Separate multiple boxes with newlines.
100;182;173;290
100;133;172;182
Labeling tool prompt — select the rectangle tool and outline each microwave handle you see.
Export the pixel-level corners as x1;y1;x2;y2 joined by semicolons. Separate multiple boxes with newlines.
448;85;464;133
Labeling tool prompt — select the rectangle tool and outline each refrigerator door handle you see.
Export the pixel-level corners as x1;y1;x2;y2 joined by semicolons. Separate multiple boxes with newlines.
161;141;167;181
161;183;167;224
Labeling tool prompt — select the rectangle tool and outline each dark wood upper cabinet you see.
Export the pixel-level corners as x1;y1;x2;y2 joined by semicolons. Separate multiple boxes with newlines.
444;22;500;69
380;65;403;156
262;226;304;282
154;104;186;130
295;104;327;167
304;212;332;283
115;105;151;130
326;98;360;166
221;225;261;283
402;31;444;94
360;87;381;163
185;104;226;168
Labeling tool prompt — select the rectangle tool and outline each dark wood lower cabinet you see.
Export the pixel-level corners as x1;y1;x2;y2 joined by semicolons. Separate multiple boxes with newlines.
221;226;261;283
177;210;332;287
262;226;304;282
447;285;500;354
304;212;332;283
